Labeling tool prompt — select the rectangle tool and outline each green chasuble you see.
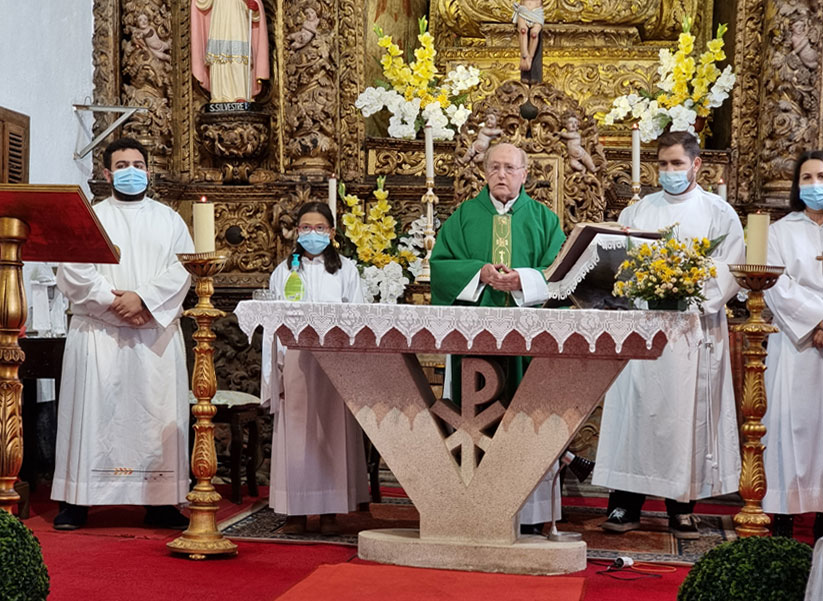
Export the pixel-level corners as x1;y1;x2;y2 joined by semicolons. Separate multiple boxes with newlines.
430;186;566;402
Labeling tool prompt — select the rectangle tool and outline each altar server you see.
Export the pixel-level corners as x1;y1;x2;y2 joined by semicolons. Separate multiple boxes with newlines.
763;150;823;541
52;137;193;530
593;130;745;539
264;202;369;535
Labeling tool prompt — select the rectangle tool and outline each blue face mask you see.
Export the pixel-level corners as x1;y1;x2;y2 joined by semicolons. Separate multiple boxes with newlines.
112;166;148;196
799;184;823;210
298;232;331;255
659;169;692;195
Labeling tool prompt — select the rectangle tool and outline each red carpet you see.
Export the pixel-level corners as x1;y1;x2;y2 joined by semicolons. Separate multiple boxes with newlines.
278;563;585;601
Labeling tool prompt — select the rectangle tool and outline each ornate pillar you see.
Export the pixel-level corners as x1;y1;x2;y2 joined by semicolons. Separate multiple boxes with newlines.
733;0;822;206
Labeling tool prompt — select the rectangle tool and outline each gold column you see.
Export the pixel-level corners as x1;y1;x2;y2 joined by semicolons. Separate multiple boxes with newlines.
0;217;28;513
729;264;784;537
167;252;237;559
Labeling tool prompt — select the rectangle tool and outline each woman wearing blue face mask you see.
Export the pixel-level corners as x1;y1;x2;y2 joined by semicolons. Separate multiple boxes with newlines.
263;202;369;535
762;150;823;542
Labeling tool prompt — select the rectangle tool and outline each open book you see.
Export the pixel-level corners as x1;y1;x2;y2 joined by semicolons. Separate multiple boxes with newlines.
543;222;662;309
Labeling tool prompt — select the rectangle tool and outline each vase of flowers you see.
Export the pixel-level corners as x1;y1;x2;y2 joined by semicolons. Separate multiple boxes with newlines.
355;17;480;140
600;17;735;142
613;225;724;310
340;176;437;303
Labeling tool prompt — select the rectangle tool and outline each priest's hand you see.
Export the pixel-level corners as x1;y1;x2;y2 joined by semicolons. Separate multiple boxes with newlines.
813;327;823;349
111;290;145;320
480;263;522;292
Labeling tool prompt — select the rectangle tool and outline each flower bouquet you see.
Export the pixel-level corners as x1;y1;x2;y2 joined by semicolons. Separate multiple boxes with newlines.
600;18;735;142
613;226;724;309
355;17;480;140
340;176;437;303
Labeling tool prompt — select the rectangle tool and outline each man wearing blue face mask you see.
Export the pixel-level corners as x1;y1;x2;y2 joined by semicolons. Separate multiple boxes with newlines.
51;138;195;530
592;131;746;540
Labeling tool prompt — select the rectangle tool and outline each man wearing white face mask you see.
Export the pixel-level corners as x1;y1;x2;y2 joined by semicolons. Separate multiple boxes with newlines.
51;138;195;530
592;131;746;539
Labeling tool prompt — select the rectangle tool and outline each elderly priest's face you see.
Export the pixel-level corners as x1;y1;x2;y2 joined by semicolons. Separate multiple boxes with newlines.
484;143;528;203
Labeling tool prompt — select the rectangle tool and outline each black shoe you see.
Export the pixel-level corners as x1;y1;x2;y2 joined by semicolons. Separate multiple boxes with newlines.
53;502;88;530
144;505;188;530
568;456;595;483
814;513;823;542
772;514;794;538
520;523;545;535
601;507;640;533
669;513;700;540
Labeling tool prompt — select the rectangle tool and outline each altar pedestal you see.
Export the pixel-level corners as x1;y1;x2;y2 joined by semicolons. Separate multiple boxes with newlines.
235;302;697;575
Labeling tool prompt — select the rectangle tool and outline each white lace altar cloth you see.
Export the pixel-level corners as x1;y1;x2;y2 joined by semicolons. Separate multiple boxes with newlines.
235;301;700;357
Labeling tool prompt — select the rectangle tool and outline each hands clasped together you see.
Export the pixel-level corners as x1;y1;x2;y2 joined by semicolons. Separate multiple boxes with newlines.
111;290;152;326
479;263;522;292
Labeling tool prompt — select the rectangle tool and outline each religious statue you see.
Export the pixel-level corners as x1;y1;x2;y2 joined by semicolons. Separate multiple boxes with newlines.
559;113;597;173
191;0;271;104
132;13;170;62
791;19;818;71
512;1;544;73
288;7;320;51
459;113;503;165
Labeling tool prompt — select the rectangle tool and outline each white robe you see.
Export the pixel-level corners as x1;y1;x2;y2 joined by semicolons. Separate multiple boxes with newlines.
762;211;823;514
51;196;193;506
592;186;745;501
264;254;370;515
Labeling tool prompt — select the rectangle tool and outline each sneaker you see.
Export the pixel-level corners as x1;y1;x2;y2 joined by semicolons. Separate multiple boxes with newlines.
53;502;88;530
772;514;794;538
144;505;189;530
669;513;700;540
281;515;307;534
519;523;545;535
601;507;640;533
319;514;340;536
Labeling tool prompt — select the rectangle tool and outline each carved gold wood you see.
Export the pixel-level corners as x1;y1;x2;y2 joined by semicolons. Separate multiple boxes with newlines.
729;265;784;538
167;252;238;559
453;80;607;232
0;217;27;513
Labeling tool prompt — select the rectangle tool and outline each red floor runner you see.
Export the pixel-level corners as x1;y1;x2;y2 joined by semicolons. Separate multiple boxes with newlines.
278;563;586;601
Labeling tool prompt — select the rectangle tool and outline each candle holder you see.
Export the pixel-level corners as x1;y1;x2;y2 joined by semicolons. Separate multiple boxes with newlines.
167;251;238;559
728;264;784;538
630;181;642;205
415;177;439;284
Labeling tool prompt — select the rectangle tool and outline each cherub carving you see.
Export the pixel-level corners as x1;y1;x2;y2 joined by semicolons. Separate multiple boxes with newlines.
791;19;818;70
288;7;319;51
459;113;503;165
132;13;170;61
559;114;597;173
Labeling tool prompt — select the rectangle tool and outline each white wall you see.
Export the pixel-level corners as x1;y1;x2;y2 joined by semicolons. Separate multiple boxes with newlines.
0;1;95;198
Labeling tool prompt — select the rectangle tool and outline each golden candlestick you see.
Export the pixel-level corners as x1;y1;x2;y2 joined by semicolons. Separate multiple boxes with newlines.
167;252;237;559
0;217;28;513
729;264;784;538
629;181;642;205
415;178;439;284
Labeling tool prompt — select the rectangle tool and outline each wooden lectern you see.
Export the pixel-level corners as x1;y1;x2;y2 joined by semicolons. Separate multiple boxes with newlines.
0;184;118;513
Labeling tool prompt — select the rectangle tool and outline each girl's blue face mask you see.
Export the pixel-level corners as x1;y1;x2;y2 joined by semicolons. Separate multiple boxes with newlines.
298;231;331;255
799;183;823;210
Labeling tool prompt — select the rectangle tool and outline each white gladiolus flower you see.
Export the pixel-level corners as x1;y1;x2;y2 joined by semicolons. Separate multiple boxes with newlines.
355;87;387;117
388;114;416;139
668;104;697;133
446;104;471;129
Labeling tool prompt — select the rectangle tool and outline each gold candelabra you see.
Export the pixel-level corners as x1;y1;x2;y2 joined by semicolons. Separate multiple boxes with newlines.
167;252;238;559
729;264;784;538
0;217;28;513
415;178;439;284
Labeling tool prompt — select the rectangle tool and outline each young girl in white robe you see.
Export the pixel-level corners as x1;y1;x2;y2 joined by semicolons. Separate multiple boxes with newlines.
266;202;369;534
763;150;823;541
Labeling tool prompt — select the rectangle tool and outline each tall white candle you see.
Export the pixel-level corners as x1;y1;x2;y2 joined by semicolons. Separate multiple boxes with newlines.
328;176;337;226
746;212;770;265
193;195;215;253
424;124;434;181
717;179;728;201
631;123;641;183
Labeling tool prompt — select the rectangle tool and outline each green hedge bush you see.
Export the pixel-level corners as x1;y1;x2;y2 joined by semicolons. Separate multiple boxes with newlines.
678;536;812;601
0;510;49;601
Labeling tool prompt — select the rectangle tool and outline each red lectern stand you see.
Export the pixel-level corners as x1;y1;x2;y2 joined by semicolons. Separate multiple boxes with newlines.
0;184;118;513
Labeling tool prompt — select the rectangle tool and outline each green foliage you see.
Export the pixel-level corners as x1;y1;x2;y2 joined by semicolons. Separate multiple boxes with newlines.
0;510;50;601
678;536;812;601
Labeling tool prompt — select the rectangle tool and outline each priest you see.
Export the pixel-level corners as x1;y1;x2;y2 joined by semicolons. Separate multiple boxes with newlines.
430;142;566;533
51;137;194;530
592;130;745;539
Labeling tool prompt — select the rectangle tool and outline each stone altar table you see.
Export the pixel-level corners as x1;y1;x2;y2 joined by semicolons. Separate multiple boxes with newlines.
235;301;698;575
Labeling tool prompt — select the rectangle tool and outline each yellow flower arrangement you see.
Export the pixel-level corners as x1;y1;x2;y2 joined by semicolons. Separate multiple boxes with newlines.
355;17;480;140
601;18;735;142
613;225;724;308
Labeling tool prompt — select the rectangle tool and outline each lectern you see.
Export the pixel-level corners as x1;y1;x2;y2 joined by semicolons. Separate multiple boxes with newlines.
0;184;118;513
